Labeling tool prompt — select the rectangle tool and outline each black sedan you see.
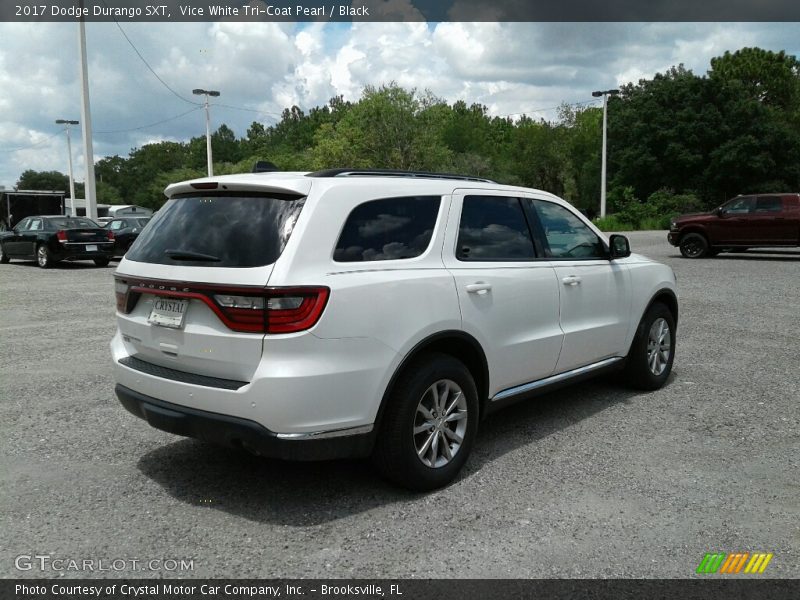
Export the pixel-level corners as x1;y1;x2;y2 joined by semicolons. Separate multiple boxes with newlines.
103;217;150;257
0;215;115;268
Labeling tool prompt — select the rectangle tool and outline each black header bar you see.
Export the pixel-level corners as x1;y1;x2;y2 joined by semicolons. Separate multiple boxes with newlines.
4;0;800;22
5;579;800;600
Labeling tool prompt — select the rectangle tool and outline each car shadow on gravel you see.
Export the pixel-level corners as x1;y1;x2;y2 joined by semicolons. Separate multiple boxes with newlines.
136;375;654;526
714;250;800;261
2;260;109;269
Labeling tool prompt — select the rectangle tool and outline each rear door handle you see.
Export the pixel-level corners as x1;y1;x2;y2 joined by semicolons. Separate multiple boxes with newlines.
465;282;492;294
562;275;582;286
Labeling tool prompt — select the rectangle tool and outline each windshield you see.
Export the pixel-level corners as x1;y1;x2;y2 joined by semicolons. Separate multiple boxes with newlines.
125;193;306;268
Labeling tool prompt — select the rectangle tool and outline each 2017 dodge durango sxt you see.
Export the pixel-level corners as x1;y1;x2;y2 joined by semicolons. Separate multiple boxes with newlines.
111;168;678;490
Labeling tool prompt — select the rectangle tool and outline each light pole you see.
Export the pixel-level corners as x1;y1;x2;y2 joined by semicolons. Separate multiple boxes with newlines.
56;119;79;217
192;88;220;177
592;89;620;218
78;6;98;220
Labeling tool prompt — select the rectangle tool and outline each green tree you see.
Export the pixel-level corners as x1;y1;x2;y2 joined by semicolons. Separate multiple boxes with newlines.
17;170;69;193
709;47;800;109
312;84;451;170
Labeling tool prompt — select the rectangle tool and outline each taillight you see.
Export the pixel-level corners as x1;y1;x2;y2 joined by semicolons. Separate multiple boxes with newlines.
114;277;330;334
212;287;329;334
56;230;67;243
114;279;138;313
212;294;267;332
265;287;329;334
107;230;115;241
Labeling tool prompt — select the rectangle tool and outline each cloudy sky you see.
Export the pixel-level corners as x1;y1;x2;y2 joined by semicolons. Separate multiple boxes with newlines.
1;21;799;188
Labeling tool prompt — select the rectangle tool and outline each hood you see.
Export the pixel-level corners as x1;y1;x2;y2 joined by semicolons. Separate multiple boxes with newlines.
674;211;715;224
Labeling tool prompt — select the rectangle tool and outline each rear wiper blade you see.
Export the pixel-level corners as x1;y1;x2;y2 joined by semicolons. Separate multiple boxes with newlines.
165;249;221;262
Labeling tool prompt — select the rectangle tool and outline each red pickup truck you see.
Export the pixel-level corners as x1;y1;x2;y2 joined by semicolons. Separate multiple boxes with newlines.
668;193;800;258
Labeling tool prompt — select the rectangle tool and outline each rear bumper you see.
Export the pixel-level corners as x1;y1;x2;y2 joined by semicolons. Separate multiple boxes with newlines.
56;242;114;260
115;384;375;461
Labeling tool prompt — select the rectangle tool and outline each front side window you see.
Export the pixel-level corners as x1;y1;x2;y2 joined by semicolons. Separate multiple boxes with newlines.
125;193;306;268
723;196;754;214
755;196;782;213
456;196;536;261
531;200;606;259
334;196;440;262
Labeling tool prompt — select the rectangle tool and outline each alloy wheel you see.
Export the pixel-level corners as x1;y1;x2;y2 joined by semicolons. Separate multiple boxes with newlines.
413;379;468;468
646;317;671;376
37;246;48;267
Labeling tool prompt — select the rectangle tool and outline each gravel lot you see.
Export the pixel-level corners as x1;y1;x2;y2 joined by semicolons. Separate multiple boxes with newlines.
1;230;798;579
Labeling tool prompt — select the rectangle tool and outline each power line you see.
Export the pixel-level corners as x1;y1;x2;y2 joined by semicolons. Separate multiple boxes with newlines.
0;130;63;153
499;98;601;119
103;0;200;107
95;106;203;134
212;103;282;119
105;6;285;123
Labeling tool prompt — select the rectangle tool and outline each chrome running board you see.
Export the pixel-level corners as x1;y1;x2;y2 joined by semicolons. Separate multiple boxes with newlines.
491;357;624;402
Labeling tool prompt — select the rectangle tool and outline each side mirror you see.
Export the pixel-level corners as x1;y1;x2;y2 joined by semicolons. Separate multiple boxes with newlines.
609;234;631;259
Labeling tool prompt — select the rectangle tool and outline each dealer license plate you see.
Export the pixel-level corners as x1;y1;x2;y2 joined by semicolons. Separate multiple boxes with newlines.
87;244;98;252
148;298;189;329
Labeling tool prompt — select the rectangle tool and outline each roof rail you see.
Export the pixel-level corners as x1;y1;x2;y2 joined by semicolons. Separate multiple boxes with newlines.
306;168;496;184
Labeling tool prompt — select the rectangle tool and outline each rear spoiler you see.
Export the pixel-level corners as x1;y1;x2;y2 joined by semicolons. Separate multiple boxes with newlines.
165;177;312;198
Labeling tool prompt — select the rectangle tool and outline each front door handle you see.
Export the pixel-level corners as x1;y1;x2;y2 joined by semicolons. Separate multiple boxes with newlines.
562;275;582;286
465;282;492;294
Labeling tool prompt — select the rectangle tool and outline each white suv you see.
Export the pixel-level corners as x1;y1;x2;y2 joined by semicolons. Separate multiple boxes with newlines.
111;169;677;490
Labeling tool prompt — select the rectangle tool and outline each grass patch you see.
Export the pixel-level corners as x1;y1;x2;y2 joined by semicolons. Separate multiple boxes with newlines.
594;214;672;232
593;215;635;232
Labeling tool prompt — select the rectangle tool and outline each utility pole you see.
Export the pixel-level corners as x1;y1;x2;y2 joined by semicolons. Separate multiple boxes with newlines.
55;119;79;216
192;88;221;177
591;89;620;218
78;3;97;220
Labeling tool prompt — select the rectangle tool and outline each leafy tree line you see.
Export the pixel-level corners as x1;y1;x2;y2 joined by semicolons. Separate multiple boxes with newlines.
15;47;800;228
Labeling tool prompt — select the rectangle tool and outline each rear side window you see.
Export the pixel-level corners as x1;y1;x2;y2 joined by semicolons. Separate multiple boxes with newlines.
125;194;305;268
755;196;782;213
456;195;536;261
334;196;440;262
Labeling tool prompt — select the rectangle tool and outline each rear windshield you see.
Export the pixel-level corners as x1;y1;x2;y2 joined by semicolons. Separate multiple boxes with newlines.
125;193;305;268
48;218;98;229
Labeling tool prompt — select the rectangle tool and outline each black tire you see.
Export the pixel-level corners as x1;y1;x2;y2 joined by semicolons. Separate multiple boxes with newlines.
679;232;709;258
623;302;676;391
0;243;9;264
93;257;110;267
372;352;479;491
36;244;52;269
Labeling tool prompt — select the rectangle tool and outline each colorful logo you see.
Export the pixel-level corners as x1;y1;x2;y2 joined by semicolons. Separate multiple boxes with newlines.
696;552;773;574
